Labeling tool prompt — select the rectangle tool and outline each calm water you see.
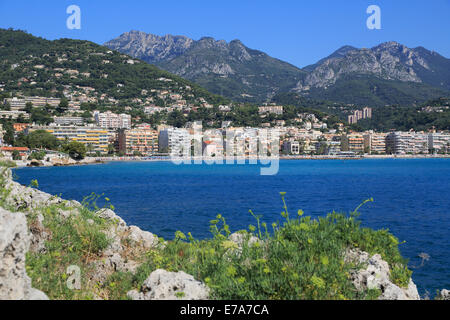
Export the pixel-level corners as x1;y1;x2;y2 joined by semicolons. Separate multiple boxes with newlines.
13;159;450;296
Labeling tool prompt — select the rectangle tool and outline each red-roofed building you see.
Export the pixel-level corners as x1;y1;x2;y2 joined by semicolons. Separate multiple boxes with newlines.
1;146;30;160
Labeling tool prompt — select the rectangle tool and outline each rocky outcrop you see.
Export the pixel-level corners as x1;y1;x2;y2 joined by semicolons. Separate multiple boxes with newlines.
437;289;450;300
0;207;48;300
88;208;160;283
345;249;420;300
127;269;209;300
1;169;64;211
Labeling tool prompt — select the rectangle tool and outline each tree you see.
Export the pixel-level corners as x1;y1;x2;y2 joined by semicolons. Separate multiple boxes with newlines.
12;150;21;160
26;130;59;150
31;108;53;125
56;98;69;114
63;141;86;160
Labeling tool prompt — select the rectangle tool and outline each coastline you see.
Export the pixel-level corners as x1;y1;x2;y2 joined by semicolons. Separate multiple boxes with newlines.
9;153;450;169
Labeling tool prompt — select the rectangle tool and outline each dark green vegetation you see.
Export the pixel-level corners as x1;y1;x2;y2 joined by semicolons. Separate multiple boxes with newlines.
274;94;450;131
62;141;87;160
0;28;228;105
302;75;450;107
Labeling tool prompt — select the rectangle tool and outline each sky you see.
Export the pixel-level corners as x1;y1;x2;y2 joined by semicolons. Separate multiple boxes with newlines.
0;0;449;68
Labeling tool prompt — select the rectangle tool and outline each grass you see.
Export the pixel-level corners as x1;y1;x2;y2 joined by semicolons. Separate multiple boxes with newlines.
0;160;16;168
0;168;413;300
25;201;113;300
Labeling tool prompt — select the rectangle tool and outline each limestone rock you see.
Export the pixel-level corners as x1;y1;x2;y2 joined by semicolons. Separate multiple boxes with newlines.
229;231;261;249
346;249;420;300
126;225;158;249
437;289;450;300
0;207;48;300
127;269;209;300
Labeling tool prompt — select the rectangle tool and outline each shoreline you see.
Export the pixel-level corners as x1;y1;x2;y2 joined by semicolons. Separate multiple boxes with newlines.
10;153;450;169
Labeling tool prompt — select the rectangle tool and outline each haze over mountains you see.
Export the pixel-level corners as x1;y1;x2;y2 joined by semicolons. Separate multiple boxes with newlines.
105;31;450;106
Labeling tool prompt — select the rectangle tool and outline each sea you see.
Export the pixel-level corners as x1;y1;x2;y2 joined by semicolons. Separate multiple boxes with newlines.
12;158;450;296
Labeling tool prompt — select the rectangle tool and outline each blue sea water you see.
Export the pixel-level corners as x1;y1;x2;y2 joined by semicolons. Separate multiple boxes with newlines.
12;159;450;296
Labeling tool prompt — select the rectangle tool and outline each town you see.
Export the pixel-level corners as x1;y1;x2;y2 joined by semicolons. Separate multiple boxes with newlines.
0;94;449;167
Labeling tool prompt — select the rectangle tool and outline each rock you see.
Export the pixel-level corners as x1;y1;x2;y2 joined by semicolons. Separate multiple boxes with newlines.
346;249;420;300
2;175;62;211
126;225;158;249
28;213;50;254
437;289;450;300
229;231;261;249
0;207;48;300
127;269;209;300
57;208;80;220
96;208;127;232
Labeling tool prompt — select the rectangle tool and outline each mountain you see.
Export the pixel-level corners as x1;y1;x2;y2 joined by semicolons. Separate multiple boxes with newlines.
0;28;227;106
105;31;306;103
106;32;450;106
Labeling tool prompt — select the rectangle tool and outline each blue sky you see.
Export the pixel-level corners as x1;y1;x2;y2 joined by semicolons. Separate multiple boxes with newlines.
0;0;449;68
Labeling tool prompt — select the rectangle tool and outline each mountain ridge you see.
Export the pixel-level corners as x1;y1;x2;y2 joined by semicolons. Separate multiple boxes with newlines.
105;31;450;106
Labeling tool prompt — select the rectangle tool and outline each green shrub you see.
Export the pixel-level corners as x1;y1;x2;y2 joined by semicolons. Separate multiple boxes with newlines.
109;194;412;300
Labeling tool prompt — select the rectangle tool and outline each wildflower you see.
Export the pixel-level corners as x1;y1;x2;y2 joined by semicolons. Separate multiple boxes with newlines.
311;275;325;289
263;267;271;274
299;223;309;231
297;209;304;217
221;240;238;250
279;192;286;196
248;225;256;232
237;277;246;284
226;266;237;277
175;230;187;241
307;238;313;244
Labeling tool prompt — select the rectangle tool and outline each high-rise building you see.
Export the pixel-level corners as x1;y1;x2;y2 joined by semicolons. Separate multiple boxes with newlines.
341;134;365;153
363;132;387;154
117;124;159;156
428;132;450;153
158;128;191;156
94;111;131;129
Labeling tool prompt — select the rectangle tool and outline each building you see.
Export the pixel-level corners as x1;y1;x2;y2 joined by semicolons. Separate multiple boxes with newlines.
94;111;131;129
117;125;159;156
54;117;84;126
363;132;388;154
282;140;300;155
258;105;283;115
0;110;30;120
363;107;372;119
341;134;364;153
347;107;372;124
386;132;429;155
202;129;224;157
13;123;30;133
428;132;450;153
158;128;191;157
4;96;61;109
29;125;110;153
1;146;30;159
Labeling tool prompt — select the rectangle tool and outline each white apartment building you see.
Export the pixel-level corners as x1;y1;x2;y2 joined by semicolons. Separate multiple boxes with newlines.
94;111;131;129
428;132;450;153
158;128;191;157
386;132;429;154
